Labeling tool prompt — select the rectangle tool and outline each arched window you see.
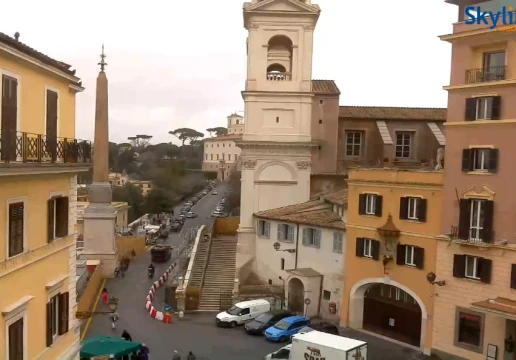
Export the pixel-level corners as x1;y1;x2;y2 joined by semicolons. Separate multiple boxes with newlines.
267;35;293;81
365;284;418;308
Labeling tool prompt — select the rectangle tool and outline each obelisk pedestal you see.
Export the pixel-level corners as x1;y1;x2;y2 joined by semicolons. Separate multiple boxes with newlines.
80;48;118;278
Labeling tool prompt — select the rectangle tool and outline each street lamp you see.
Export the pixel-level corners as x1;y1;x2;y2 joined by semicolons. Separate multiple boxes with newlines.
75;297;119;319
273;242;296;254
426;272;446;286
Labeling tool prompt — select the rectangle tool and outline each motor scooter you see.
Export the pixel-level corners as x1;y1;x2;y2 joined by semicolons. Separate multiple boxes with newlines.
148;266;155;278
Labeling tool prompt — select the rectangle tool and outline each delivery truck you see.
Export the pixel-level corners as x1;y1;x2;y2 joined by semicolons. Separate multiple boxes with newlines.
264;330;367;360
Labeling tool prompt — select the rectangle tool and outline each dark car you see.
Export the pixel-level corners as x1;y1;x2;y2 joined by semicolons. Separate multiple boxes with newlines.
296;322;339;336
244;310;293;335
170;222;182;232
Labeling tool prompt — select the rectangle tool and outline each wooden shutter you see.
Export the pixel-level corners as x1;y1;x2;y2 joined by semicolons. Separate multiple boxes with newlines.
482;200;494;243
277;224;283;241
458;199;471;240
465;98;477;121
358;194;366;215
46;90;58;138
55;196;69;238
491;96;501;120
396;244;405;265
287;226;294;242
510;264;516;289
479;258;492;284
355;238;364;257
417;199;428;222
414;247;425;269
8;202;24;257
8;317;23;360
374;195;383;217
46;302;53;347
58;292;69;335
453;254;466;278
1;75;18;161
487;149;499;173
371;240;380;261
399;197;409;220
302;228;308;245
265;222;270;238
47;199;55;242
314;229;321;248
461;149;472;172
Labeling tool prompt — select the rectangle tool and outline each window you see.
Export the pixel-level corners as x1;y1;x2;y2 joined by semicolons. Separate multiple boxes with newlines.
277;224;294;242
323;290;331;300
465;96;501;121
49;295;59;339
223;143;225;147
345;131;362;157
257;220;270;238
48;196;69;242
8;201;25;258
355;238;380;260
302;228;321;248
396;244;424;268
453;254;492;283
46;292;69;346
455;309;484;352
239;308;250;315
461;148;498;173
333;232;343;253
217;154;219;160
210;154;213;160
281;258;285;270
458;198;494;243
8;317;24;360
358;194;382;217
395;132;412;158
205;154;208;160
228;154;231;161
229;143;231;147
399;197;427;222
320;100;324;104
511;264;516;289
319;119;322;124
483;51;506;81
217;144;219;147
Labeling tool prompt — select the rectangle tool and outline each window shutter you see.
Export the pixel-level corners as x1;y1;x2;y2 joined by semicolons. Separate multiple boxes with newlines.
479;258;492;284
511;264;516;289
47;199;55;242
302;228;308;246
453;254;466;278
8;202;24;257
396;244;405;265
399;197;409;220
46;302;53;347
355;238;364;257
58;292;69;335
491;96;501;120
458;199;471;240
414;247;425;269
371;240;380;261
333;232;338;252
56;196;69;238
314;230;321;248
374;195;383;217
461;149;472;172
9;318;23;360
287;226;294;242
465;98;477;121
265;222;270;239
487;149;499;173
358;194;366;215
277;225;283;241
417;199;427;222
482;200;494;243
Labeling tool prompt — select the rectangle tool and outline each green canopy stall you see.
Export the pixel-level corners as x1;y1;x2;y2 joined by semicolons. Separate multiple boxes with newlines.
80;335;142;359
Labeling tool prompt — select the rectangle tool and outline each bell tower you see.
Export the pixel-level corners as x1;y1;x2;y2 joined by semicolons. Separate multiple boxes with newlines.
237;0;320;257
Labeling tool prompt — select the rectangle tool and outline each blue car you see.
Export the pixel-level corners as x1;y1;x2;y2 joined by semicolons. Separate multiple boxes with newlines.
264;315;310;342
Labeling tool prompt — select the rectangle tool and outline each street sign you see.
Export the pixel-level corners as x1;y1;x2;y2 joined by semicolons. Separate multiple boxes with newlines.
164;305;173;313
304;298;311;305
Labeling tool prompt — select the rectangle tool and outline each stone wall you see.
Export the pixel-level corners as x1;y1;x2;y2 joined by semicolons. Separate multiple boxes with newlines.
213;217;239;235
76;264;104;312
116;235;146;258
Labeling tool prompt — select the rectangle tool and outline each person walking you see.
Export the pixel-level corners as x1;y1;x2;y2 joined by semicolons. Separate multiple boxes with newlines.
140;343;150;360
102;288;109;306
121;330;132;341
186;351;196;360
172;350;181;360
109;312;119;330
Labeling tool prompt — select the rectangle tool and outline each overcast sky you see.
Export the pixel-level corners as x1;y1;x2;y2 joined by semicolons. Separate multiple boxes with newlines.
2;0;457;145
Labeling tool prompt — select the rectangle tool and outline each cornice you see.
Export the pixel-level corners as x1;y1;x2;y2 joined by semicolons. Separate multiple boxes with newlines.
347;179;443;189
235;140;317;148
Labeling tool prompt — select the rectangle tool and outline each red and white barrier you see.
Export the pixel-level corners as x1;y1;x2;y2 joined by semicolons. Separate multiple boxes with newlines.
144;263;176;323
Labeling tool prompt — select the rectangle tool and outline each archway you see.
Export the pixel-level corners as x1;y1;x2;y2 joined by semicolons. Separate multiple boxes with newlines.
288;278;304;314
267;35;293;81
349;278;428;354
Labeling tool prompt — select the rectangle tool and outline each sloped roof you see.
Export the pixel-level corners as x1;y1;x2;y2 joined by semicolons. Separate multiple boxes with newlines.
312;80;341;95
339;106;447;121
324;189;348;206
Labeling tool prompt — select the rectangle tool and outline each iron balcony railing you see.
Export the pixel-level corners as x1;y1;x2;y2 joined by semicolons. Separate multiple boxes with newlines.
465;65;506;84
449;225;494;245
0;130;92;164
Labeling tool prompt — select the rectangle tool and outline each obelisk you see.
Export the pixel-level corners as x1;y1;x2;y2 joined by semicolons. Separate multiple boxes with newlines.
80;45;118;278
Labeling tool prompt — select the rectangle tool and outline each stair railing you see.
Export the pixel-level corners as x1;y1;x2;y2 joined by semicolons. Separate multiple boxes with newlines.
199;226;214;299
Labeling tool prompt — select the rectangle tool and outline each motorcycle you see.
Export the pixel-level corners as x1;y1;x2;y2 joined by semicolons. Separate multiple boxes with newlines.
148;266;155;278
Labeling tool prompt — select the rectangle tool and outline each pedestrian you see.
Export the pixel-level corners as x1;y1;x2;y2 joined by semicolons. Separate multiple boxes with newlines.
187;350;196;360
102;288;109;306
109;312;119;330
140;343;150;360
172;350;181;360
121;329;132;341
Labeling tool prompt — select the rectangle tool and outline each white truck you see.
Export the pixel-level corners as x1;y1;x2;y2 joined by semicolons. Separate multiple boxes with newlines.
264;331;367;360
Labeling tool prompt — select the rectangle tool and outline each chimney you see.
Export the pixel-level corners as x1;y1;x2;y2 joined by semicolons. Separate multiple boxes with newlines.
14;32;20;41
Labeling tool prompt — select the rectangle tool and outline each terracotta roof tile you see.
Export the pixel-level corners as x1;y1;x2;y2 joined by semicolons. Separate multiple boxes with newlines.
204;134;243;142
0;32;80;80
339;106;447;121
255;200;322;218
324;189;348;205
312;80;341;95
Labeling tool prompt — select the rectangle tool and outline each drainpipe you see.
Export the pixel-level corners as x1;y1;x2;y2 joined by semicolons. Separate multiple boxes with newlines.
294;223;300;269
317;274;323;317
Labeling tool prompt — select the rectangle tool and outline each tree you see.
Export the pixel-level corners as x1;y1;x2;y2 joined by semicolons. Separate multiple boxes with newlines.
109;142;119;171
169;128;205;147
144;188;176;214
128;134;153;148
112;183;145;222
227;171;241;215
206;127;228;137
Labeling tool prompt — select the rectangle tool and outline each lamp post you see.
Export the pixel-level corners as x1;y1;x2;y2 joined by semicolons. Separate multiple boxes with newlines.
426;272;446;286
76;297;119;319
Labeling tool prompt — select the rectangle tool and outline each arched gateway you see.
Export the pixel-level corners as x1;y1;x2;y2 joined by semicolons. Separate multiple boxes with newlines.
288;278;304;314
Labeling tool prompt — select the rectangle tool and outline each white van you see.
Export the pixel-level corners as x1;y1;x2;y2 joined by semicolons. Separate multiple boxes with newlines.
215;299;271;327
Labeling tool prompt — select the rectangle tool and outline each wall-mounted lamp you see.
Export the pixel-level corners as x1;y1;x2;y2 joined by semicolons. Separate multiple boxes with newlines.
426;272;446;286
273;241;296;253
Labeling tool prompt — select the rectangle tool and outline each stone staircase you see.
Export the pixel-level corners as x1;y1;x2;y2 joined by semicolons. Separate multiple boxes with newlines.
199;235;237;311
188;233;211;288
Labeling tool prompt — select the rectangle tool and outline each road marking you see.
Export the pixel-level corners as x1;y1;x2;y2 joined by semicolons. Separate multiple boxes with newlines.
80;278;106;341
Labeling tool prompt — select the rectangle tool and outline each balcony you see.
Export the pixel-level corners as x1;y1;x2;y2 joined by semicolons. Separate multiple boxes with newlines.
450;225;494;245
0;130;92;165
465;66;506;84
266;72;291;81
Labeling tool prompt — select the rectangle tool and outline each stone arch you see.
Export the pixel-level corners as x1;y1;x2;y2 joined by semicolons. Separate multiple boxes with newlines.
287;277;305;314
254;160;297;182
348;277;429;355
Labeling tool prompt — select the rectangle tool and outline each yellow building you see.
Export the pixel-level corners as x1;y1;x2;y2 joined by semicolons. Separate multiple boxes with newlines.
340;168;443;356
128;180;152;196
0;32;90;359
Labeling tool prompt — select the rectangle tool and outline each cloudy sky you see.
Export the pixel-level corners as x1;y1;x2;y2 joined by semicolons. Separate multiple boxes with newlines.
2;0;457;144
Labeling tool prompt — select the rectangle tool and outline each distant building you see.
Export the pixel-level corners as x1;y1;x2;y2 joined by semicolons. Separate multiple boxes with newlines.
108;172;128;186
128;180;153;196
75;201;130;239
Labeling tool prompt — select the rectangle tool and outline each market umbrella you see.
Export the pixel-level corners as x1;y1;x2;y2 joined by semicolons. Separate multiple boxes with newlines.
80;335;142;358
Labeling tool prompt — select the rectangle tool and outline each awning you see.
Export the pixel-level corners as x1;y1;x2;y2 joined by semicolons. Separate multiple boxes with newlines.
80;336;142;358
471;297;516;318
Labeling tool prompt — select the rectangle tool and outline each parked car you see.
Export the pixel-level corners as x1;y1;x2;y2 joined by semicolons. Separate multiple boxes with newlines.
186;212;197;218
183;205;192;211
296;322;339;336
244;310;293;335
178;214;186;220
264;316;310;342
212;191;218;195
170;222;182;232
215;299;271;327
